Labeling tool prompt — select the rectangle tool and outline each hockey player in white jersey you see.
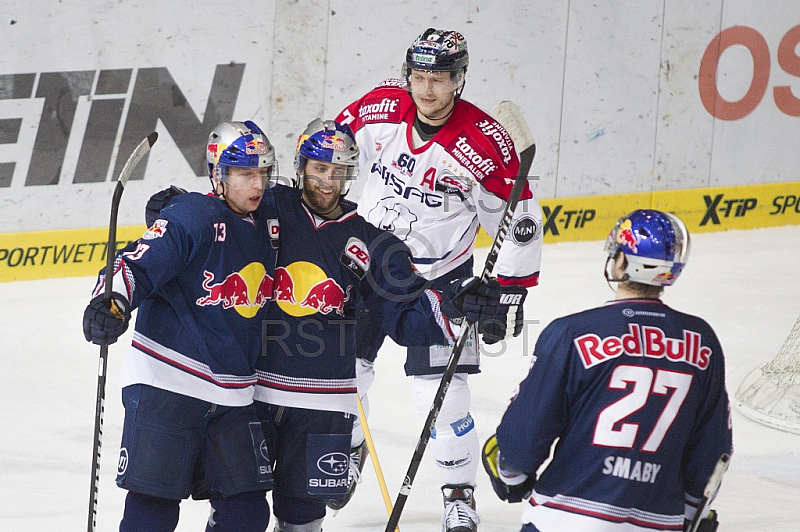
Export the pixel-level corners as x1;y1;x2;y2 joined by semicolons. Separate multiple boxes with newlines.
483;210;733;532
335;28;542;531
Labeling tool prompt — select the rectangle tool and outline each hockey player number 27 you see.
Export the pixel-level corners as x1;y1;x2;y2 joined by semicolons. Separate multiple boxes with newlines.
593;365;693;452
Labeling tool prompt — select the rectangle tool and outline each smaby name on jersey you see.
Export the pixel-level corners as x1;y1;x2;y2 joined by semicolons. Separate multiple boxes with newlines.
574;324;712;370
601;456;662;484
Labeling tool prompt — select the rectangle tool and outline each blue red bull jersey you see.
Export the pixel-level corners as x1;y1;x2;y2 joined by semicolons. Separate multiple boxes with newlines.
255;185;454;414
91;192;279;406
495;299;733;531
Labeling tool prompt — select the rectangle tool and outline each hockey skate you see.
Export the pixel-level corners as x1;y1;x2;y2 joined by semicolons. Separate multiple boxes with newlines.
441;484;480;532
326;441;368;512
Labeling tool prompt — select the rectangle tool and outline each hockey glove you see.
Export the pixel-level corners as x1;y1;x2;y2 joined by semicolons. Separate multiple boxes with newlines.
82;292;131;346
440;276;503;325
684;510;720;532
480;285;527;345
145;185;186;228
482;434;536;503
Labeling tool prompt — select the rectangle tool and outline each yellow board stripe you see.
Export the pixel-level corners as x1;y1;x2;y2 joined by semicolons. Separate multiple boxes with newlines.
0;226;146;282
2;181;799;282
478;181;800;246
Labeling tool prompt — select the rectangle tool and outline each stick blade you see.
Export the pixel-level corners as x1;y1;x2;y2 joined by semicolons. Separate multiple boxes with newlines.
117;131;159;188
491;101;536;177
491;101;535;152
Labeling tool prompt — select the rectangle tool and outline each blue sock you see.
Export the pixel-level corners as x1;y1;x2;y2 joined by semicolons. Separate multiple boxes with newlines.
120;491;180;532
207;491;270;532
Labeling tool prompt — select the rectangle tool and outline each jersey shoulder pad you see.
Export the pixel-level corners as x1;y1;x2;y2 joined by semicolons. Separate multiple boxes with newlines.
342;84;412;130
150;192;220;241
440;100;526;199
449;101;518;170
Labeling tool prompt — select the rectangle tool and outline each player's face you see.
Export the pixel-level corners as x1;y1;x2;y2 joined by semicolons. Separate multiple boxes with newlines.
408;69;459;122
216;166;269;216
302;160;347;216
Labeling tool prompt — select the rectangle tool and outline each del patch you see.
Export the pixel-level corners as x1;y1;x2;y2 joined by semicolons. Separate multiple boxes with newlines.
341;237;370;279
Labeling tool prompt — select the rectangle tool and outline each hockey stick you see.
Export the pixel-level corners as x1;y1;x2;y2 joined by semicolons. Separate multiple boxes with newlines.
356;396;400;531
87;132;158;532
384;102;535;531
687;453;730;532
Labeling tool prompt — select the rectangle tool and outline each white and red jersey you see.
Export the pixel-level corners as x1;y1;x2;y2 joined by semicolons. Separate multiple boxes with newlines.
337;81;542;286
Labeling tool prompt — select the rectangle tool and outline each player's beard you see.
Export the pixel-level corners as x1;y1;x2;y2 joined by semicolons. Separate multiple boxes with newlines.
303;181;341;217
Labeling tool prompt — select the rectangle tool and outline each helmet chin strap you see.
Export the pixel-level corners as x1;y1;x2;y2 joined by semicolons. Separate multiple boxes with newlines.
604;256;629;292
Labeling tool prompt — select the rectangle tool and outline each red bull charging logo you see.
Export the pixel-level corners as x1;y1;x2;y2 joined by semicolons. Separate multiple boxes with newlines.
274;261;351;317
616;219;641;253
196;262;273;318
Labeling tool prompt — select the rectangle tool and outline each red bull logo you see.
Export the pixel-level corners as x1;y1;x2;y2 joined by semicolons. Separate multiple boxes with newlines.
143;219;168;240
300;279;351;316
653;271;676;285
616;219;640;252
272;267;296;304
274;261;352;318
245;137;268;155
207;142;221;164
253;272;274;307
196;262;273;318
321;136;346;151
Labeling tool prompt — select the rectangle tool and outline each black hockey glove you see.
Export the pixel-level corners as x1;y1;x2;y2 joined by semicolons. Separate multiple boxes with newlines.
482;434;536;503
82;292;131;346
684;510;720;532
145;185;186;228
440;276;503;325
480;285;527;345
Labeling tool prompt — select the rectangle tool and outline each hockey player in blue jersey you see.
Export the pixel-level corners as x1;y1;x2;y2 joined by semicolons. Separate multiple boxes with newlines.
482;209;733;532
139;118;524;532
254;119;524;532
82;121;280;531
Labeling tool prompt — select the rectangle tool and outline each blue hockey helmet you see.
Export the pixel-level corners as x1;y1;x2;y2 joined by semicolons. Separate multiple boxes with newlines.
294;119;359;195
604;209;691;286
206;120;278;185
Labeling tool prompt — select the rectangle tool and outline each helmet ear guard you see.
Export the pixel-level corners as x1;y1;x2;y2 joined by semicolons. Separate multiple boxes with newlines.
603;209;691;287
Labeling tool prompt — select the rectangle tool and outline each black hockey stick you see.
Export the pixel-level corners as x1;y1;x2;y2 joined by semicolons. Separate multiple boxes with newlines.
687;453;730;532
385;103;535;531
88;132;158;532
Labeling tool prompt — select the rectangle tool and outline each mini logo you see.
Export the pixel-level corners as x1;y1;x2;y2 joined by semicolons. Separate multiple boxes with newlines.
622;308;635;318
317;452;349;476
117;448;129;476
510;216;540;245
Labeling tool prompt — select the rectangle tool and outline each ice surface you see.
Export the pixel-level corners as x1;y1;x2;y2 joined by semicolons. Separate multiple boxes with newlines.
1;226;799;531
